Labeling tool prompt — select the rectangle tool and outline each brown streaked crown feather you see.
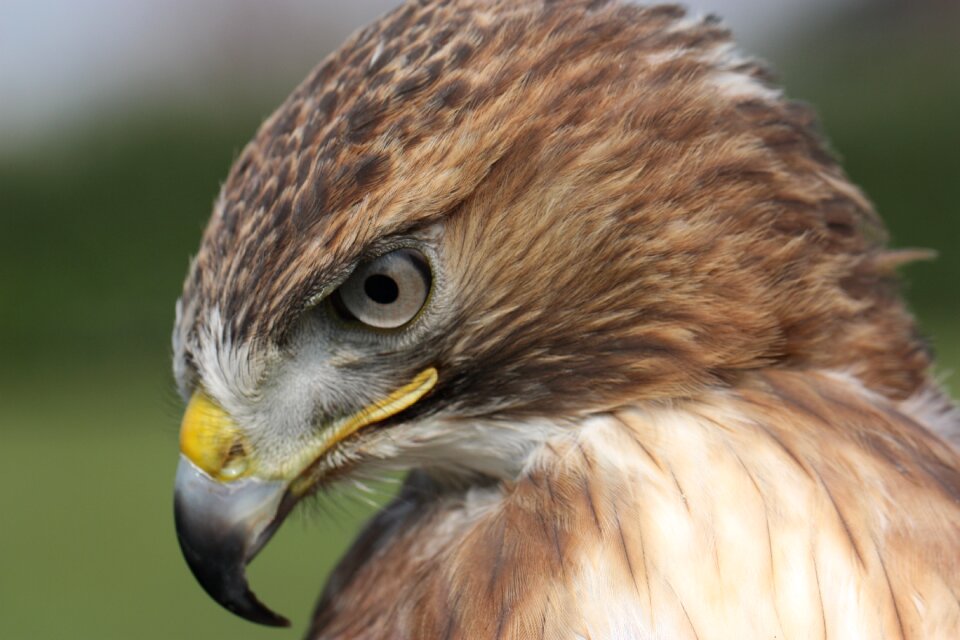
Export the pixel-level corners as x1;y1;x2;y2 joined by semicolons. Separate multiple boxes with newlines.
178;0;931;422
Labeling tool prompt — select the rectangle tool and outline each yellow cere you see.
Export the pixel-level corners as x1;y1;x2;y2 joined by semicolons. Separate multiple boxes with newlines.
180;368;438;486
179;391;252;482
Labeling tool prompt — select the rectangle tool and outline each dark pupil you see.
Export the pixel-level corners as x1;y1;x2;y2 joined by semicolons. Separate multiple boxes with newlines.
364;274;400;304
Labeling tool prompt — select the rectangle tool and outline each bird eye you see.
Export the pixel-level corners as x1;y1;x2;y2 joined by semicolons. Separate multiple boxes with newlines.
332;249;431;329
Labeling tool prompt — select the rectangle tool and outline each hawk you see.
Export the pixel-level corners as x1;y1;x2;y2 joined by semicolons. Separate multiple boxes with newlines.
172;1;960;638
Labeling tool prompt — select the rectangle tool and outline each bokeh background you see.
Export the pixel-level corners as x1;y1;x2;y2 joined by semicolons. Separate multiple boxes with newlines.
1;0;957;638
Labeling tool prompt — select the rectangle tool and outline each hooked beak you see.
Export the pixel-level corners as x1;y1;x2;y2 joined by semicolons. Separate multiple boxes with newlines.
172;368;437;626
174;457;292;626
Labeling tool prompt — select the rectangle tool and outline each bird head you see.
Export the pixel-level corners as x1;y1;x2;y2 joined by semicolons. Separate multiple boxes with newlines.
171;0;927;626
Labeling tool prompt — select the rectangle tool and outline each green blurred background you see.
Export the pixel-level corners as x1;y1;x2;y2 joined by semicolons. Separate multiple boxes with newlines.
1;1;957;638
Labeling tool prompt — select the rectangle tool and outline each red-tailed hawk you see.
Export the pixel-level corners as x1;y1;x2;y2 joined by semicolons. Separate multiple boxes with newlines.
172;1;960;637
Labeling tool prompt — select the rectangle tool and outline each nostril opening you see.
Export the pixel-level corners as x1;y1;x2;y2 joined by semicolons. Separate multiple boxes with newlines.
220;441;250;480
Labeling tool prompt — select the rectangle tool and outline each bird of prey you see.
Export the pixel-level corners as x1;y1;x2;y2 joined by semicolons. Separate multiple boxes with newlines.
172;1;960;638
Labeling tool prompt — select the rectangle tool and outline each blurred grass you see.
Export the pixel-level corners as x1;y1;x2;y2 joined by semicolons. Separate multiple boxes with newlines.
0;363;380;639
0;8;958;640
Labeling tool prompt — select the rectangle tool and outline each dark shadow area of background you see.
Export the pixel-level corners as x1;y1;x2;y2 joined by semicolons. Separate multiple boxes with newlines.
0;2;957;638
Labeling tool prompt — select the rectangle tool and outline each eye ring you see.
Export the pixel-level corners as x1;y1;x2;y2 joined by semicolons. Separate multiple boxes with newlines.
331;249;432;329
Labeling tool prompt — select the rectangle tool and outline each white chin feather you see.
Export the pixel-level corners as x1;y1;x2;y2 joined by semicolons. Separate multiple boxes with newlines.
351;414;574;482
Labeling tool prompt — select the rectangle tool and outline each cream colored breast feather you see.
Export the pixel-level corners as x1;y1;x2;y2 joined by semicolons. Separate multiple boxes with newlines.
310;370;960;640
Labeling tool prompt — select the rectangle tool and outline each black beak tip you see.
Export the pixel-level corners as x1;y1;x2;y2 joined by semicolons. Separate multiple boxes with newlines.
173;458;291;627
219;587;291;628
174;499;291;627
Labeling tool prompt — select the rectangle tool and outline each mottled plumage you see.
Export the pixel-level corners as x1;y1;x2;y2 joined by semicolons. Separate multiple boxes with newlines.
171;1;960;638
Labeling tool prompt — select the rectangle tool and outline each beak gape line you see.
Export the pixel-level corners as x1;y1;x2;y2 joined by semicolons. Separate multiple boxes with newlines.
173;367;438;626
